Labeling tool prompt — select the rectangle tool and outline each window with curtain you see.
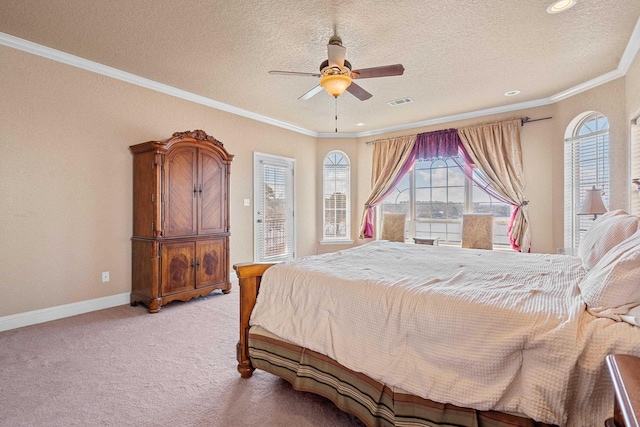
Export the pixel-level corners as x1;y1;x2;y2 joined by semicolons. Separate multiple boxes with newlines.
322;151;351;242
564;112;610;248
380;155;512;245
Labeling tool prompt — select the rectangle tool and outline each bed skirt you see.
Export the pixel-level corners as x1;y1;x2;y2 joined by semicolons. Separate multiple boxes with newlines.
249;326;556;427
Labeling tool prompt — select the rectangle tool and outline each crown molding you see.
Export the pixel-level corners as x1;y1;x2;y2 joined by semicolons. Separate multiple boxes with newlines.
619;16;640;73
320;98;553;139
2;16;639;140
0;32;317;138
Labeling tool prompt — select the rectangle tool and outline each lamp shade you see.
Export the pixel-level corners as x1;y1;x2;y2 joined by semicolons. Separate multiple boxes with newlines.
320;74;352;97
578;186;607;217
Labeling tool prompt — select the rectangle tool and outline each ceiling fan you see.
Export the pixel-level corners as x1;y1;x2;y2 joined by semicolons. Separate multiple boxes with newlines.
268;35;405;101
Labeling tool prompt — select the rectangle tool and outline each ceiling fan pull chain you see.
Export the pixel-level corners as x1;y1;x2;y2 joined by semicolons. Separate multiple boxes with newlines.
335;97;338;133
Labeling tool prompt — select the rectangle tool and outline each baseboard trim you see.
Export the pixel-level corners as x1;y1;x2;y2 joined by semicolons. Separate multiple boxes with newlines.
0;293;131;332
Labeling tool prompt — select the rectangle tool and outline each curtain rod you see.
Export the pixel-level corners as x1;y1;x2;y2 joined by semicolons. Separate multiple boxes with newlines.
365;116;553;145
521;116;552;125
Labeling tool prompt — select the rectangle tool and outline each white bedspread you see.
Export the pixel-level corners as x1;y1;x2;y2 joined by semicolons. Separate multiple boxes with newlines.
249;241;640;426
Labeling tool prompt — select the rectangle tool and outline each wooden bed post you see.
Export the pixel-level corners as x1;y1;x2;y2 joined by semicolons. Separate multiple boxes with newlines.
233;263;275;378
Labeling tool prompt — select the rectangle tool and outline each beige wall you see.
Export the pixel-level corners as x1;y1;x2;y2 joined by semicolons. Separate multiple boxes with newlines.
1;42;638;319
626;53;640;213
627;53;640;121
0;46;316;317
551;78;629;251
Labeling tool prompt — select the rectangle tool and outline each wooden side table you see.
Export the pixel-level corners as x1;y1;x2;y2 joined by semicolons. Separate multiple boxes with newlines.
606;354;640;426
413;237;440;246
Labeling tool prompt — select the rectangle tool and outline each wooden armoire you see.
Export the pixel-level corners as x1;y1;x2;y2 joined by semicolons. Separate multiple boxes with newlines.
129;130;234;313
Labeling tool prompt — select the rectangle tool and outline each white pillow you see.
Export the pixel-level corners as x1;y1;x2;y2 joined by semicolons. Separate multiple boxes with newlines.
578;213;639;270
579;230;640;320
620;305;640;327
596;209;628;220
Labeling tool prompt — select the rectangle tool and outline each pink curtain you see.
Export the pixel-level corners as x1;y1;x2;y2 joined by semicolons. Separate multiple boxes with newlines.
457;119;530;252
359;136;417;238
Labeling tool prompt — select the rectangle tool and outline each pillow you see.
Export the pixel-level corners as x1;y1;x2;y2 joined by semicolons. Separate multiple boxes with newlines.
579;230;640;320
620;305;640;327
595;209;628;220
578;213;639;270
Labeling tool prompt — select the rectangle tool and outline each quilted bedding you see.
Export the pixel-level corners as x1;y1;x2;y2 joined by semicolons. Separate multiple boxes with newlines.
249;241;640;426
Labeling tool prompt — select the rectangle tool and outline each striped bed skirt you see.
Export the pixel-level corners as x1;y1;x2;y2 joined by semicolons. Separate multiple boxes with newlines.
248;326;556;427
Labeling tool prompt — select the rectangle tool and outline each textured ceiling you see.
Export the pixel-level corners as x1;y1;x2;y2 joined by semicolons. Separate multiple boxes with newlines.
1;0;639;135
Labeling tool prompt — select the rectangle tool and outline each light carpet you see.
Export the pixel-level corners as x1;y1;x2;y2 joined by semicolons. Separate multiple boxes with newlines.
0;289;364;426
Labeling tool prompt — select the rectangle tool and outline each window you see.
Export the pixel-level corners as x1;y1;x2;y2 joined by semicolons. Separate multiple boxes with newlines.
253;152;295;262
564;112;610;248
322;151;351;242
380;155;512;245
631;118;640;216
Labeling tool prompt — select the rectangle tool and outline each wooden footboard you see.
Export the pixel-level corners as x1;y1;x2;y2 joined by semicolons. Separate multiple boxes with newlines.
233;262;276;378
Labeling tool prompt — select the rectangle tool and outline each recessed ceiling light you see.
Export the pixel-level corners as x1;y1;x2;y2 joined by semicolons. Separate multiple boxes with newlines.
355;122;365;127
504;90;521;96
547;0;576;14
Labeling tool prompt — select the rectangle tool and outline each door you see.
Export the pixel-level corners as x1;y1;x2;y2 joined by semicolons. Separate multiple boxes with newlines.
195;238;226;288
164;146;198;237
199;149;226;234
161;241;195;295
253;152;295;262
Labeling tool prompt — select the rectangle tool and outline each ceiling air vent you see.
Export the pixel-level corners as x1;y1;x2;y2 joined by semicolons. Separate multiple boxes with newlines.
387;97;413;106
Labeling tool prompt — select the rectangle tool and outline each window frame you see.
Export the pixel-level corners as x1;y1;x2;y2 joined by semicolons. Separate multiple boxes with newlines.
379;155;512;246
253;152;296;262
563;112;610;248
321;150;353;244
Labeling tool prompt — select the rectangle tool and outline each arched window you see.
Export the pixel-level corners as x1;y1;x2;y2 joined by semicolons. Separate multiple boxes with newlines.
564;112;610;248
323;151;351;242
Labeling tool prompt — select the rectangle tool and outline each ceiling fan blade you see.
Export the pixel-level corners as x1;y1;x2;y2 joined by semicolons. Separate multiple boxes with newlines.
327;43;346;68
351;64;405;79
269;70;321;77
346;82;373;101
299;85;324;100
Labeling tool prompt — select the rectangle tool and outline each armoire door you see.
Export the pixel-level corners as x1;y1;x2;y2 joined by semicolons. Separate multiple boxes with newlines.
198;149;226;234
195;239;226;288
164;146;198;237
161;242;195;295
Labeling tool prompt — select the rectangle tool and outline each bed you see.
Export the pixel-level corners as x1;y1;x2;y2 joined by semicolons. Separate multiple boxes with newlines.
234;211;640;427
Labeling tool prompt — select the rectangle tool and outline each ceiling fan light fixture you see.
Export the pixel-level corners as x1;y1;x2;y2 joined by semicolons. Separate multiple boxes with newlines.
547;0;576;14
320;74;352;98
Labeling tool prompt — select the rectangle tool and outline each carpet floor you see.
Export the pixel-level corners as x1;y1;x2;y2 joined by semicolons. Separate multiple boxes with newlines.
0;289;364;426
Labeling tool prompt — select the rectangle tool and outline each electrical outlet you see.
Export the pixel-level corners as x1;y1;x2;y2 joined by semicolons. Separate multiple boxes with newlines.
243;198;251;207
101;271;110;283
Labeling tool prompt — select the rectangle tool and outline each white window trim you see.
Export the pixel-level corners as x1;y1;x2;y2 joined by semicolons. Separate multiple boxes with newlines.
321;150;352;244
378;157;512;246
631;117;640;215
563;111;610;248
253;152;296;262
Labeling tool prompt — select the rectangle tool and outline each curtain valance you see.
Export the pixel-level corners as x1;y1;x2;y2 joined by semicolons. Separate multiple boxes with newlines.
414;129;461;161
